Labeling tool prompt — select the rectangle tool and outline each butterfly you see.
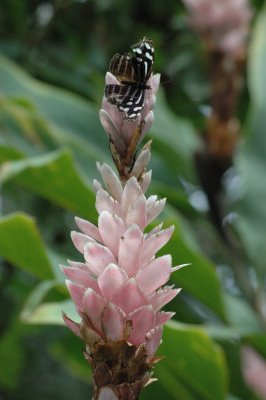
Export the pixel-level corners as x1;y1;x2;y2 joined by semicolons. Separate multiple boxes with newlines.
105;37;154;121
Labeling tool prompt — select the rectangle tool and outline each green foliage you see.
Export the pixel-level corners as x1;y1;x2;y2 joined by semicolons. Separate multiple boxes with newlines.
1;1;266;399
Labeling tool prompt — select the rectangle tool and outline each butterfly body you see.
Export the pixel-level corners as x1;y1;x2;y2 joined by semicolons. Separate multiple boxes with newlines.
105;38;154;120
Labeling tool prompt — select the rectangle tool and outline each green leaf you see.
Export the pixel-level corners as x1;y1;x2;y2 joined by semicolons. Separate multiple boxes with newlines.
49;334;91;383
223;294;261;334
0;54;105;150
155;321;228;400
151;91;199;182
0;149;97;220
0;318;25;390
0;212;53;279
248;3;266;109
22;299;78;325
245;333;266;359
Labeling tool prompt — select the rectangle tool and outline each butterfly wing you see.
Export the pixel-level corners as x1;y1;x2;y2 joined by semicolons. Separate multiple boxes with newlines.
105;83;145;120
109;54;136;83
132;38;154;82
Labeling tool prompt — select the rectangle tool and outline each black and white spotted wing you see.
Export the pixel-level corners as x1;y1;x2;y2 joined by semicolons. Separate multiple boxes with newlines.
105;38;154;120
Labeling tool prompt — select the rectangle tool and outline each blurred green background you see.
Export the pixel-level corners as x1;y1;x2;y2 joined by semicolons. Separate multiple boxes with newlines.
1;0;266;399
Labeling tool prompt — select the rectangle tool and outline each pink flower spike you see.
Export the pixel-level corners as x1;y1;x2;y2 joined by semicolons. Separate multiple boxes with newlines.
71;231;94;253
84;242;116;276
102;303;126;341
75;217;102;242
98;263;128;301
136;255;172;296
61;38;186;398
128;305;155;345
112;278;147;314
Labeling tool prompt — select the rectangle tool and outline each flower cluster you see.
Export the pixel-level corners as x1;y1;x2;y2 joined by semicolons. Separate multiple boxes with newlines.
183;0;252;56
63;163;181;355
62;38;183;399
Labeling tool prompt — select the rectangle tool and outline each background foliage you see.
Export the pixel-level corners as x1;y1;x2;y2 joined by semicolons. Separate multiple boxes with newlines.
0;1;266;399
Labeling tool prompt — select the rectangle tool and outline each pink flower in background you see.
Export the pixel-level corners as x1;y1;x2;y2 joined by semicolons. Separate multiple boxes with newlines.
242;346;266;399
183;0;253;56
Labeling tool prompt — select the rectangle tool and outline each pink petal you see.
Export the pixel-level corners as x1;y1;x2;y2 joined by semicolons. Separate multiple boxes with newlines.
83;288;106;332
66;280;85;311
125;193;147;229
121;177;142;214
147;198;166;225
141;226;174;264
136;255;172;295
130;145;151;179
62;312;82;339
112;278;147;314
139;170;152;194
155;311;175;326
97;387;118;400
75;217;102;242
105;71;120;85
146;195;158;205
97;162;123;201
121;119;142;147
150;73;161;94
98;263;128;301
71;231;94;253
145;222;163;239
99;109;125;154
67;260;87;269
148;287;181;311
93;179;102;192
118;224;143;277
96;188;122;216
61;266;99;293
102;303;126;341
98;211;125;258
128;305;155;345
141;111;154;138
84;242;116;276
145;325;163;356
